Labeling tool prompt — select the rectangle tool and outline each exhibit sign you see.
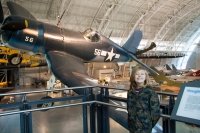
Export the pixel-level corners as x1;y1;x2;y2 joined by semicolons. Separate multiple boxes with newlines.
171;80;200;126
176;87;200;120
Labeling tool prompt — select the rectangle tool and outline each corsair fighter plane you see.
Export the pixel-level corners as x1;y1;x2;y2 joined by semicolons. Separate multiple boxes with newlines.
0;2;160;130
0;2;158;89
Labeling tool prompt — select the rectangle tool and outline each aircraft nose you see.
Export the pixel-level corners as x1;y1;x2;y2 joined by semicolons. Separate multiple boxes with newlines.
1;30;12;44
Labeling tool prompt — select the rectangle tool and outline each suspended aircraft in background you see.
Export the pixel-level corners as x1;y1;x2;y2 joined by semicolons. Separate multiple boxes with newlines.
134;42;156;55
0;46;45;66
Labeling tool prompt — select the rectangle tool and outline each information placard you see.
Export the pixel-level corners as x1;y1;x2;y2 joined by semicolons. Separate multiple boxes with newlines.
171;80;200;126
176;87;200;120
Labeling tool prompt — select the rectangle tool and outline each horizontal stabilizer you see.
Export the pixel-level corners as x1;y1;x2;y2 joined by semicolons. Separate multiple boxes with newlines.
122;30;142;54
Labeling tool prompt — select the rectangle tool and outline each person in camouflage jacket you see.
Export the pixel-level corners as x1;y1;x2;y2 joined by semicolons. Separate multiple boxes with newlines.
127;66;160;133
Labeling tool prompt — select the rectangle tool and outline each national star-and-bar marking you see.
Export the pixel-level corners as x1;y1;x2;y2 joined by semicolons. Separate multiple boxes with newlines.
94;48;120;61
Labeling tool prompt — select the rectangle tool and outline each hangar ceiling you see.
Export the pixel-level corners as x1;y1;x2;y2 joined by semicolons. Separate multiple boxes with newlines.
1;0;200;53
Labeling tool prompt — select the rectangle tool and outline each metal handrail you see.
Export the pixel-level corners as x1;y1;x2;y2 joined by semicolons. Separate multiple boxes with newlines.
0;86;94;96
156;91;178;96
96;101;126;109
0;85;127;96
0;100;126;116
0;99;171;120
0;99;171;117
0;85;177;97
161;114;170;118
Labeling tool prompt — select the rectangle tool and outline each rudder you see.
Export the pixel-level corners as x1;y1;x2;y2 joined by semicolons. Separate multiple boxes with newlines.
122;30;142;54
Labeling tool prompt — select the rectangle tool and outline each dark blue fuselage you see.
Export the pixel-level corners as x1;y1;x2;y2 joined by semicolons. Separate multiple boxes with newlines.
2;15;130;63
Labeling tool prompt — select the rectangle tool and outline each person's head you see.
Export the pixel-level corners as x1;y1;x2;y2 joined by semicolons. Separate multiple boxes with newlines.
130;66;150;88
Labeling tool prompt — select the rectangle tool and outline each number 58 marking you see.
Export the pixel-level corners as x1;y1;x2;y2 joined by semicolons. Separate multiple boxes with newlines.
25;36;34;42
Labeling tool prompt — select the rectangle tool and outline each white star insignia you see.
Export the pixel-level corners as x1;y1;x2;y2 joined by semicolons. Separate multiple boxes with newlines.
94;48;120;61
105;48;116;61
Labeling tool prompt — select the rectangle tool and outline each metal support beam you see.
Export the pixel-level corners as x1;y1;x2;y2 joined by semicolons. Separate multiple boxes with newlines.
83;88;88;133
19;104;25;133
97;88;104;133
102;89;110;133
98;0;127;34
154;0;200;50
90;0;106;28
120;0;148;45
169;96;176;133
89;88;96;133
27;104;33;133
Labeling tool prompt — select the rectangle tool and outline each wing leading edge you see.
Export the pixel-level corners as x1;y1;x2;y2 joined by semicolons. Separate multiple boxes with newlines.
46;51;96;94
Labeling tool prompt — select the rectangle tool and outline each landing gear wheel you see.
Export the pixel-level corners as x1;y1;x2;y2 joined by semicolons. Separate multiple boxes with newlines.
8;54;22;66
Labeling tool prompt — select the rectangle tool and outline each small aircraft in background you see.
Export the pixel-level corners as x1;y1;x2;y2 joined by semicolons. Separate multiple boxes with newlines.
150;67;182;94
186;70;200;77
155;64;177;76
0;46;44;66
171;64;197;75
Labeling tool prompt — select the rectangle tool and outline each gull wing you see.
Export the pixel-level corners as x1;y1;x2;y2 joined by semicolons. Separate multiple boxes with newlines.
46;51;96;94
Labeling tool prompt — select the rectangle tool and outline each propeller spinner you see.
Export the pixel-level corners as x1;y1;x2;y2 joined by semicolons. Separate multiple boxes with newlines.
1;20;28;31
0;2;28;31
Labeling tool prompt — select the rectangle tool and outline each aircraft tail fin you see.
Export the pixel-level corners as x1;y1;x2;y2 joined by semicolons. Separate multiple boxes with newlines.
172;64;177;71
166;64;172;70
122;30;142;54
150;67;181;87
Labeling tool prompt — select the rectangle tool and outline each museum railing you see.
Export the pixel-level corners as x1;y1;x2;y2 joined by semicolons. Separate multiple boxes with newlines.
0;85;177;133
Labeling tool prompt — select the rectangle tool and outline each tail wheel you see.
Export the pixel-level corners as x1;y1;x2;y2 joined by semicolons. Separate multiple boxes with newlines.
8;54;22;65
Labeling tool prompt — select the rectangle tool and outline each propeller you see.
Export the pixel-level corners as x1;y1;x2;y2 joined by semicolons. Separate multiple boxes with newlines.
0;2;28;31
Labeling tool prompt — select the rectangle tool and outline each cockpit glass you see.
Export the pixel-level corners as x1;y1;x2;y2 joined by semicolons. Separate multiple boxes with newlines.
83;28;100;42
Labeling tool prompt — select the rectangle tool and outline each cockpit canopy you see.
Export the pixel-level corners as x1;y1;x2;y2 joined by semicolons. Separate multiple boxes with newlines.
83;28;100;42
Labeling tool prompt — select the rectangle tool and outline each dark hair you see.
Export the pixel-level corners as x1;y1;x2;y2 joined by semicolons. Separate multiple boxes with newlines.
130;66;150;89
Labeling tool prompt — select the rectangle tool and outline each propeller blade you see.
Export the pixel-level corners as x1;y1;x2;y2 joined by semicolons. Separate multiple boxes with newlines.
1;20;28;31
7;2;36;20
0;2;4;23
